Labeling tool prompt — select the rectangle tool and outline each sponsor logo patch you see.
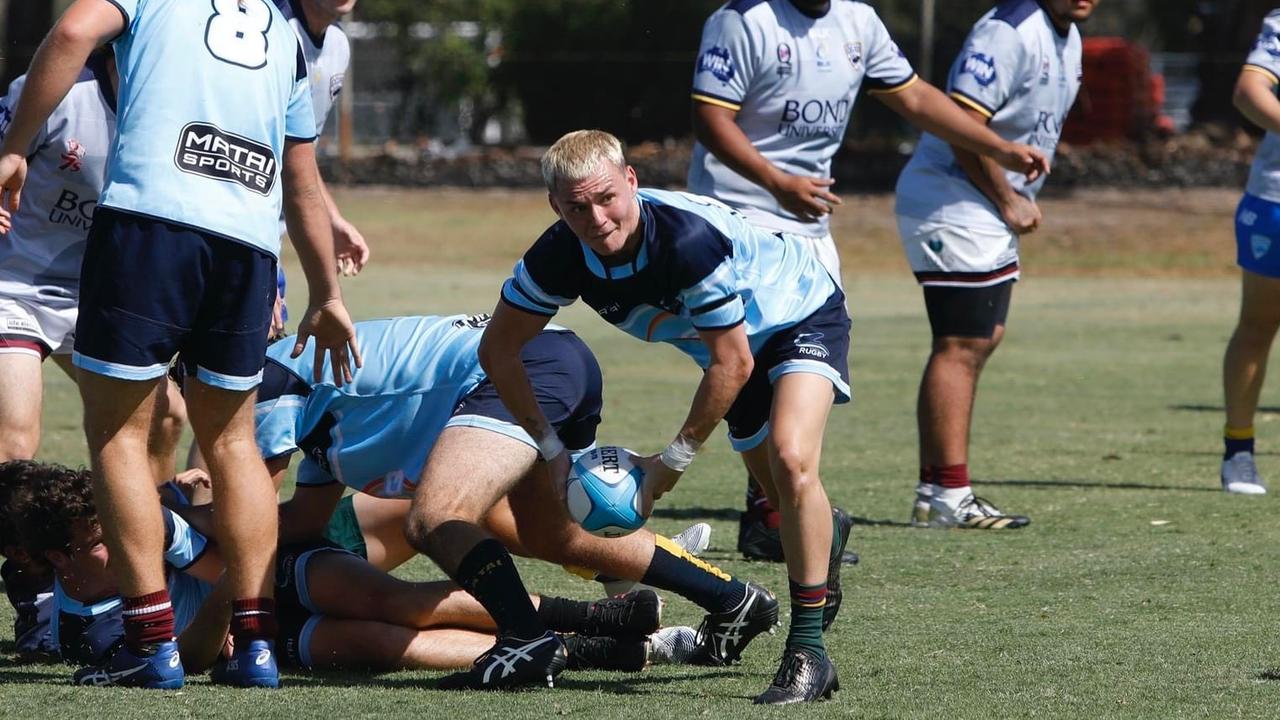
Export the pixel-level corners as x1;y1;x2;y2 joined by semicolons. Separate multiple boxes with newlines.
60;139;85;172
330;72;345;100
698;46;735;83
777;42;793;76
793;332;829;359
174;122;277;195
845;42;862;67
961;52;997;87
1252;233;1272;259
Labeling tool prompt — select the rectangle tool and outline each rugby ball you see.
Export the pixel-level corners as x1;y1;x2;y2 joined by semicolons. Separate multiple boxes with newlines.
566;446;646;538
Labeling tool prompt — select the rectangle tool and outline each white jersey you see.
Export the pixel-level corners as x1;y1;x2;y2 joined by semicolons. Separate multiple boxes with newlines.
274;0;350;137
0;59;115;290
1243;11;1280;203
895;0;1081;232
688;0;916;237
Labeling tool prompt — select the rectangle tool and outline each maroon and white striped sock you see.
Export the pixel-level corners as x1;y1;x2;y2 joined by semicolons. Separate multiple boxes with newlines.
123;589;175;650
231;597;278;644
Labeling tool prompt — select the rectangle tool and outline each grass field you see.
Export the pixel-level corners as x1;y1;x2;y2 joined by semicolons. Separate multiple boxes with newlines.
3;187;1276;718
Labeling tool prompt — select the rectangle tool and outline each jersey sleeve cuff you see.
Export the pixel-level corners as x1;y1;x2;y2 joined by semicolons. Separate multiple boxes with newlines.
692;92;744;112
285;134;318;144
949;90;996;118
1244;64;1280;85
866;74;919;96
500;294;558;318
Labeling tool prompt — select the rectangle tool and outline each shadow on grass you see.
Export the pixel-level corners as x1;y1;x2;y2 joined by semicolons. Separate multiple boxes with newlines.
1257;668;1280;681
849;516;914;528
972;478;1220;493
1171;404;1280;415
279;668;739;693
651;507;741;522
0;668;65;684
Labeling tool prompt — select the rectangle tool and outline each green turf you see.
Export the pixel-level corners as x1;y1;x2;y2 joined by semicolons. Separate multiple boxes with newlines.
5;233;1277;717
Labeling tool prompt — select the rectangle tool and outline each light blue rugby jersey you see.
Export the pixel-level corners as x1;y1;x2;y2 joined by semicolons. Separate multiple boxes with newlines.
1243;11;1280;204
51;508;212;648
99;0;315;258
254;315;496;498
895;0;1082;232
501;189;836;367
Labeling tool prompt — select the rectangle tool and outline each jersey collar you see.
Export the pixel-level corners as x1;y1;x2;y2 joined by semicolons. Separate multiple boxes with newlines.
576;198;652;280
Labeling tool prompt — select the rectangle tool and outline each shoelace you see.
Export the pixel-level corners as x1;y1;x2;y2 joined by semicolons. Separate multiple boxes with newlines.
586;594;637;630
1228;455;1259;484
961;495;1006;518
771;649;809;688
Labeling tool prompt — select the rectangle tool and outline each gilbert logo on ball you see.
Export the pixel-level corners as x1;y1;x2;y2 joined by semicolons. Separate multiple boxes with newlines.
566;446;646;538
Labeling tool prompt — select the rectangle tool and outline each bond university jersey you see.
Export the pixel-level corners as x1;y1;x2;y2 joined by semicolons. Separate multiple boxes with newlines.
502;189;837;367
1243;11;1280;203
688;0;916;237
254;315;500;499
274;0;350;136
0;58;115;290
895;0;1082;232
51;508;212;661
100;0;316;258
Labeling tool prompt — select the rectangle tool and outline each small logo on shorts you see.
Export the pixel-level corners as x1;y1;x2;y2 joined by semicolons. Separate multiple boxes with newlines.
794;332;829;359
927;238;944;254
1241;209;1258;227
1252;234;1272;259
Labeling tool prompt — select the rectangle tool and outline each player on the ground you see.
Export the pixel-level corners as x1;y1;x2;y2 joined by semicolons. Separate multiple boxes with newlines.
0;0;360;689
894;0;1096;527
688;0;1052;558
480;129;937;704
213;314;774;688
6;461;694;677
1219;9;1280;495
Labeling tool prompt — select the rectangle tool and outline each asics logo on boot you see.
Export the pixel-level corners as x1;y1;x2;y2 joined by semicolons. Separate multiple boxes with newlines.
480;635;558;685
169;653;181;669
255;649;272;666
79;664;146;686
713;594;756;659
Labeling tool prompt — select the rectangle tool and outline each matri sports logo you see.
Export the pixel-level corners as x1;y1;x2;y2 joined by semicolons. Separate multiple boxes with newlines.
174;122;277;195
961;52;997;87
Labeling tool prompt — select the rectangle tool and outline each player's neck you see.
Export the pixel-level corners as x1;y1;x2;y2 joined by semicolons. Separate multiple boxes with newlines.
298;0;340;38
788;0;831;19
1040;1;1075;35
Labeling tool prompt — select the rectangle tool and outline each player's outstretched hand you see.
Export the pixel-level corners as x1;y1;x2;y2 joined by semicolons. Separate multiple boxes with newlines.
996;142;1050;183
0;153;28;233
1000;194;1042;235
770;173;843;222
333;216;370;276
292;298;362;386
634;454;682;519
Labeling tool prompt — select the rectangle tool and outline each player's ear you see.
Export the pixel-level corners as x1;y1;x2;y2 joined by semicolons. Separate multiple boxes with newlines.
624;165;638;192
547;192;564;220
44;549;70;571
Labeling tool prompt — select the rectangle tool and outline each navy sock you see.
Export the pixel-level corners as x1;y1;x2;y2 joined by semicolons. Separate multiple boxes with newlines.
641;536;746;613
1225;436;1255;460
455;539;544;638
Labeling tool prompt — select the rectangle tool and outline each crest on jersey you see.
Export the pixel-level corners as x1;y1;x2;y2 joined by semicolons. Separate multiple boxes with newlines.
1260;30;1280;57
814;39;832;71
1039;55;1051;85
330;72;345;100
776;42;793;76
845;42;862;67
961;52;997;87
698;46;735;83
1253;234;1272;259
60;139;86;172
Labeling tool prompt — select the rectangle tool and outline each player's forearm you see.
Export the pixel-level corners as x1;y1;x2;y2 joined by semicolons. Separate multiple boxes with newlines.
282;145;342;301
953;145;1020;209
316;172;346;225
888;82;1012;160
693;104;787;195
1234;75;1280;135
678;356;753;445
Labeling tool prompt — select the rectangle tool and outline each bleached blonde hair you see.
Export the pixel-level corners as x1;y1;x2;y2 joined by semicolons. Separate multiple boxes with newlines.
541;130;626;192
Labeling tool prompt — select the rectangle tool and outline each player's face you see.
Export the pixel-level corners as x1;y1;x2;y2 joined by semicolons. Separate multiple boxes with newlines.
48;520;117;602
548;161;641;257
1046;0;1099;23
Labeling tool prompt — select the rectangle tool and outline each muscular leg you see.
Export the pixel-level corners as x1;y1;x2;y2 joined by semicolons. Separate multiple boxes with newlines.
1224;270;1280;429
147;379;187;486
79;372;171;647
184;379;277;605
917;330;1002;469
304;619;494;671
349;495;416;572
0;353;46;460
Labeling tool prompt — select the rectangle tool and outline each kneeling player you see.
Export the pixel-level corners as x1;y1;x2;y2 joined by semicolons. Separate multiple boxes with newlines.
222;315;775;689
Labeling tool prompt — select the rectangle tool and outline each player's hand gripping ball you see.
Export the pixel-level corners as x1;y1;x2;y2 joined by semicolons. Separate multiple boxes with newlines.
565;446;646;538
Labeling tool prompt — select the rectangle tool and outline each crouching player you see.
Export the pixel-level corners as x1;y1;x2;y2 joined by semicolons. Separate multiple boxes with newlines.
6;460;695;679
474;130;981;704
223;314;776;689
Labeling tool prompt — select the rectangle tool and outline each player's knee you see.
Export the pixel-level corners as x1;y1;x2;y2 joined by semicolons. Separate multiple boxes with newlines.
932;336;995;367
0;427;40;462
769;444;820;500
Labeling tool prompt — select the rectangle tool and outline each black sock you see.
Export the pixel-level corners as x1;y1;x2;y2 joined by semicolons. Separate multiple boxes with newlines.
536;596;592;634
641;536;746;613
454;538;544;638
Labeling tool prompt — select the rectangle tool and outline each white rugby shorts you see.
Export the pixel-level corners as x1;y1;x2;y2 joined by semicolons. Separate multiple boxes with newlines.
896;215;1020;287
0;278;78;357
